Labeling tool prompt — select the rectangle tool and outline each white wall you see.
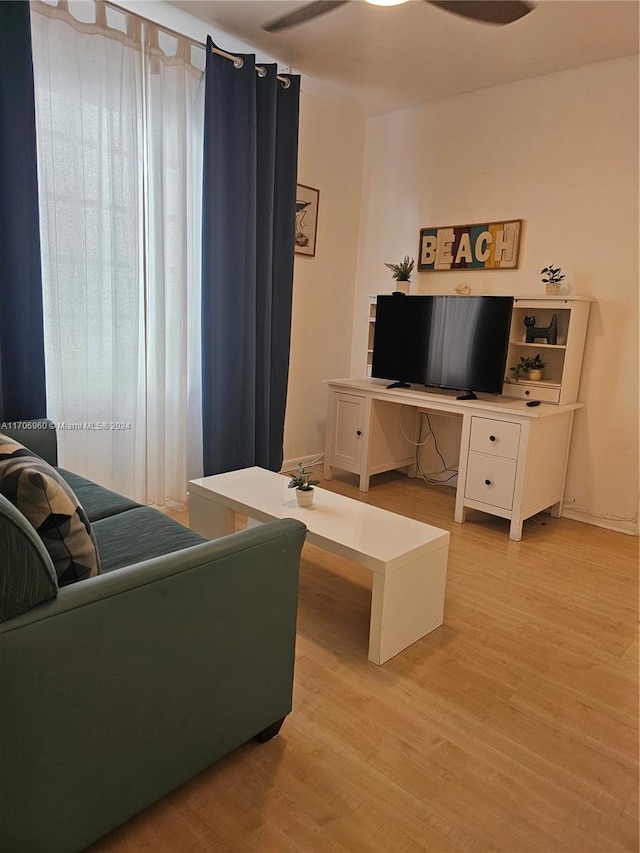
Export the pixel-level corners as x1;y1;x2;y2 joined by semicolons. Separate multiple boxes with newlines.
353;57;639;534
282;95;366;467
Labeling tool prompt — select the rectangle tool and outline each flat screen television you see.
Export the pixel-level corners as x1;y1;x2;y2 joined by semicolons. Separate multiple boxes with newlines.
371;295;514;398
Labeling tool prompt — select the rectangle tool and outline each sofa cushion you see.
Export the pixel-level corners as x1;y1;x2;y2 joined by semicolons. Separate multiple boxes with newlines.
0;492;58;622
0;435;101;586
57;469;142;522
92;506;208;573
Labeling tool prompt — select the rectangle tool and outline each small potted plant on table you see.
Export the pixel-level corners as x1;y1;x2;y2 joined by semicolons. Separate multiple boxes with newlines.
510;353;546;382
385;255;414;295
288;463;320;507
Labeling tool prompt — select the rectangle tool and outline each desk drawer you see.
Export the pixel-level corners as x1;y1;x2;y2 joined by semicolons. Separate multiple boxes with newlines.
503;383;561;404
469;417;520;460
465;453;517;510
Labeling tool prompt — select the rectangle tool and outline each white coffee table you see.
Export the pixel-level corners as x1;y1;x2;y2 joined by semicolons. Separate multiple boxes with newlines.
188;467;449;665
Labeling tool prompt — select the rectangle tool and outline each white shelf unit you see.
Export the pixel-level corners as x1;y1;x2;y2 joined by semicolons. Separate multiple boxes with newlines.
365;295;377;378
503;296;591;405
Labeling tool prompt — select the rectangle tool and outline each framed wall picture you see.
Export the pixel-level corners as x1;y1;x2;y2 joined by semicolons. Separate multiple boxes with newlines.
295;184;319;257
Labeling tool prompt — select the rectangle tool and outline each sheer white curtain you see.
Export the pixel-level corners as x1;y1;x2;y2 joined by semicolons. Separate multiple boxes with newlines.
30;0;203;505
143;25;203;504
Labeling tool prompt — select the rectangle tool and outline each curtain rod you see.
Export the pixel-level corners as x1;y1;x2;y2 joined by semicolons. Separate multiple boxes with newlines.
105;1;291;88
211;44;291;88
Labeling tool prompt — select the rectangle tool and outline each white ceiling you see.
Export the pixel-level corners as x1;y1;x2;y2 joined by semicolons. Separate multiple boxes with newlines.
170;0;639;114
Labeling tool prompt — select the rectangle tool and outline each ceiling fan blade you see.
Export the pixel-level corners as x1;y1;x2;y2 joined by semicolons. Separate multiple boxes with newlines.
264;0;350;33
428;1;534;25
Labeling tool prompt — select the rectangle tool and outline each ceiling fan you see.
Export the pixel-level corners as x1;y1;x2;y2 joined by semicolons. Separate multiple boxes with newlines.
264;0;534;33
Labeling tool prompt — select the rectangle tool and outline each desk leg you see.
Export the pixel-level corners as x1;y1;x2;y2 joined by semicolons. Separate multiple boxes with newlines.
323;461;333;480
189;497;236;539
359;472;370;492
454;413;472;525
509;516;523;542
368;544;448;665
454;504;467;524
550;500;562;518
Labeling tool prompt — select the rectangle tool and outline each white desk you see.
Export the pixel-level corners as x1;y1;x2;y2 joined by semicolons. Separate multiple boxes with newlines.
188;467;450;665
324;378;582;541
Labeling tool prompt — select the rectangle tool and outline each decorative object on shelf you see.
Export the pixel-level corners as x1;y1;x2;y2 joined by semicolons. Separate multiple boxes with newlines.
418;220;523;271
524;313;558;345
454;284;471;294
510;353;546;382
540;264;565;295
295;184;319;256
288;463;319;507
384;255;414;295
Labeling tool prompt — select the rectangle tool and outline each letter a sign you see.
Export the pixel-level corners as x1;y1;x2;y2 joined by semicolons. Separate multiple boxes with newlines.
418;220;523;271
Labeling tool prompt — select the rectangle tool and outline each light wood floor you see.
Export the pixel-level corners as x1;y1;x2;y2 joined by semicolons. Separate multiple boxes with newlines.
91;469;639;853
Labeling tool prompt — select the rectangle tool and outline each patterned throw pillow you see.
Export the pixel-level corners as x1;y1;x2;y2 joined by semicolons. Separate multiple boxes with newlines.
0;435;101;586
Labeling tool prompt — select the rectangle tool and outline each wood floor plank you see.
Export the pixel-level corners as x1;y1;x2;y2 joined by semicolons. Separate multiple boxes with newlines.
90;469;638;852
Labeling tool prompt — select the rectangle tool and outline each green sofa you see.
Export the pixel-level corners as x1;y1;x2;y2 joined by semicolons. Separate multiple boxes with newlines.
0;422;306;853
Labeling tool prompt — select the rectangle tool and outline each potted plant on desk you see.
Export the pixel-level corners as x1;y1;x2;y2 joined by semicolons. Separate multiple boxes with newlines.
288;463;320;507
510;353;546;382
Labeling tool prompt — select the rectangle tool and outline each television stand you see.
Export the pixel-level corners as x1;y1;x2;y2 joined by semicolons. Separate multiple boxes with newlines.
323;378;582;541
456;391;478;400
387;381;411;389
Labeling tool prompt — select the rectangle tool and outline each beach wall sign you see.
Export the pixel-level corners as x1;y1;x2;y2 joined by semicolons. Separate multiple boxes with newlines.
418;220;523;271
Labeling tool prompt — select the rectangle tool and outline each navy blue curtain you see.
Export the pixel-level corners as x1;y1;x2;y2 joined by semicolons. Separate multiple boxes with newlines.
201;39;300;475
0;1;47;422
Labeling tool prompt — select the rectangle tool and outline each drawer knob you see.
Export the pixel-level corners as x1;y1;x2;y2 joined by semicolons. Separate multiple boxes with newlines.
356;430;362;436
485;479;492;486
489;435;496;442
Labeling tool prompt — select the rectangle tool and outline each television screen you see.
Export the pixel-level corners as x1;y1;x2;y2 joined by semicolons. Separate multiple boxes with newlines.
372;295;513;396
371;293;418;385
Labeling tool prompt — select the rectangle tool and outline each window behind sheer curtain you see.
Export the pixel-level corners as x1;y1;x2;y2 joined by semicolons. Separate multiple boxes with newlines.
30;0;203;504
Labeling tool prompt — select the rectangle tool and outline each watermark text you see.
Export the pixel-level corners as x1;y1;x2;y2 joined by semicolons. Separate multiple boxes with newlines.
1;421;132;431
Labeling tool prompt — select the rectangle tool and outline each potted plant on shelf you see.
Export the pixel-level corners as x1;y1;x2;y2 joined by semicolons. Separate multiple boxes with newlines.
510;353;546;382
540;264;565;295
385;256;414;295
288;463;320;507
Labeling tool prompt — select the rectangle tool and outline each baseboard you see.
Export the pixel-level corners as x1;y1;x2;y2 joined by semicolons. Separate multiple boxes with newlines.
561;507;639;537
281;454;324;474
278;461;639;538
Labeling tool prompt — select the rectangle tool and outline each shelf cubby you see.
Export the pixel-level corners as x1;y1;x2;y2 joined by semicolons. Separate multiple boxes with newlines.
503;297;591;405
